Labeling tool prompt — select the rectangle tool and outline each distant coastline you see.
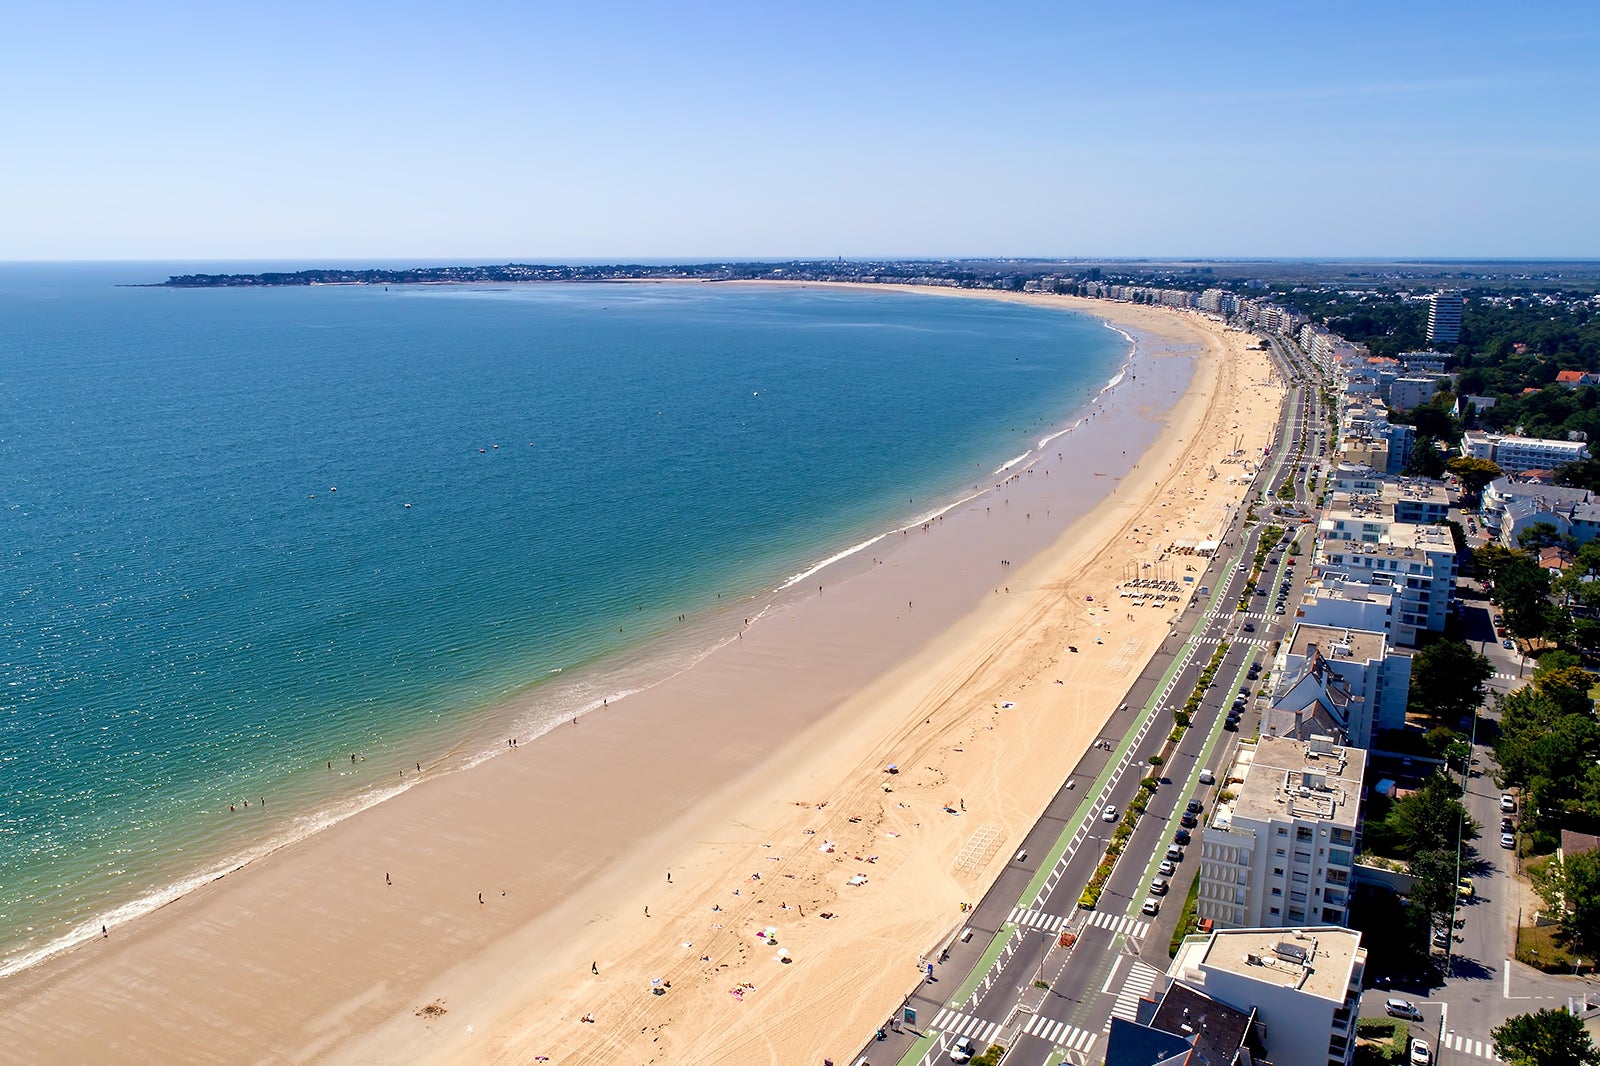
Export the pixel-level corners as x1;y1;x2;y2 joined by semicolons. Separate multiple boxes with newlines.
153;260;1043;288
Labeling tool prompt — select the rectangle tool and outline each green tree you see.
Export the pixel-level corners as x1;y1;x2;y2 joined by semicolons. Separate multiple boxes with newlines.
1492;1007;1600;1066
1530;850;1600;956
1390;773;1478;853
1408;638;1493;721
1448;455;1505;497
1494;555;1556;637
1473;541;1526;585
1404;436;1448;478
1496;685;1600;825
1409;847;1460;939
1517;521;1566;552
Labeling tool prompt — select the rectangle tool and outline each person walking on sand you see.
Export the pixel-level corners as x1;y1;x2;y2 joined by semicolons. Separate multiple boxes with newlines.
386;872;391;886
644;905;650;917
666;871;671;884
591;961;598;974
478;893;484;904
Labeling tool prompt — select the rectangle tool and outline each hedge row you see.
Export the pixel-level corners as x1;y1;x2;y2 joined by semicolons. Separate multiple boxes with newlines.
1078;776;1161;909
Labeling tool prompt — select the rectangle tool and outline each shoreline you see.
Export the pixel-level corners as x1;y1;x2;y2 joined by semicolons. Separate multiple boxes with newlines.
0;292;1281;1064
0;283;1133;985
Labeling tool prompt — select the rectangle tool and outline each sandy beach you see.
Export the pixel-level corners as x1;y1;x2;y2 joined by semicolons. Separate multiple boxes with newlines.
0;291;1283;1064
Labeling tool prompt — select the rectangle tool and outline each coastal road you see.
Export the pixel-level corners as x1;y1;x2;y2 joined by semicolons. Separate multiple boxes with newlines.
866;330;1317;1065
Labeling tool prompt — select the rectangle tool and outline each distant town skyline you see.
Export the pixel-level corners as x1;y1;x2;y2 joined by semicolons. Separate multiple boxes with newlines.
3;2;1597;260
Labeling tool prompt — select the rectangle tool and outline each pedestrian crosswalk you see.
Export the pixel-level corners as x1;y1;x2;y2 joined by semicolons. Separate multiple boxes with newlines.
1441;1032;1501;1061
1022;1012;1097;1053
1008;906;1069;932
1106;960;1163;1026
930;1008;998;1044
1491;672;1518;682
1005;907;1150;939
1085;909;1151;938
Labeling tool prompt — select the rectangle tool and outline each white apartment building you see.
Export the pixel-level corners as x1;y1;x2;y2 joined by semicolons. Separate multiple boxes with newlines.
1169;925;1366;1066
1197;736;1365;932
1296;572;1397;642
1398;350;1450;374
1267;623;1411;748
1321;477;1450;527
1460;429;1589;474
1388;375;1442;412
1427;292;1463;345
1316;524;1456;644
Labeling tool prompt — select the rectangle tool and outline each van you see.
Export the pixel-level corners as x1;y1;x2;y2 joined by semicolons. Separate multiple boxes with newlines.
1385;998;1423;1021
1199;768;1215;785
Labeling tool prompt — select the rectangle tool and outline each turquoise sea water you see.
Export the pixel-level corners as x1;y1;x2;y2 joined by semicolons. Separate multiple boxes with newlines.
0;266;1125;973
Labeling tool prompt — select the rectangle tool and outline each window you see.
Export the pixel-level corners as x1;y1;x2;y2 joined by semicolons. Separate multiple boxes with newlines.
1296;826;1314;842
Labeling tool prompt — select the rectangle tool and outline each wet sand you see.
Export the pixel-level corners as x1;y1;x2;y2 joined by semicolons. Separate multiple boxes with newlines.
0;293;1283;1064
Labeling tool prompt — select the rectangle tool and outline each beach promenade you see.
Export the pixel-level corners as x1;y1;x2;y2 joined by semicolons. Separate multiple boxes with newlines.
0;293;1281;1064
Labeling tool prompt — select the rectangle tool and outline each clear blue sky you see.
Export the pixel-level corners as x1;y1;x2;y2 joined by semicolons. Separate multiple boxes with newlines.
3;2;1596;260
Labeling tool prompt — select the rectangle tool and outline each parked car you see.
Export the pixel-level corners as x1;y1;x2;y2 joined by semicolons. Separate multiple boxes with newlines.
1174;828;1191;846
1158;859;1177;876
1141;896;1162;916
1503;638;1515;649
1187;799;1204;814
1501;816;1515;832
1150;876;1169;895
1180;812;1198;828
1501;794;1516;813
1385;998;1423;1020
1501;832;1516;849
1410;1038;1431;1065
1457;877;1474;900
1165;845;1184;862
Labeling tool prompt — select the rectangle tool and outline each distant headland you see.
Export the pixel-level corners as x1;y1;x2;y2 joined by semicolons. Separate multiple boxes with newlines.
156;260;1035;289
154;257;1600;291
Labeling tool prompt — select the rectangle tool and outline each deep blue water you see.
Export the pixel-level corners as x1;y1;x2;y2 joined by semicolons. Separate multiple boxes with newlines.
0;266;1123;971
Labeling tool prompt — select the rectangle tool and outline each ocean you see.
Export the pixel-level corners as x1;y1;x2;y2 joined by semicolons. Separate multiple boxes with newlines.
0;265;1126;975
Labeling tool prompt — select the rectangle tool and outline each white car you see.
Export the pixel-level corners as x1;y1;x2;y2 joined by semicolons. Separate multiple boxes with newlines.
1103;804;1119;823
1141;896;1161;916
1501;832;1516;849
1500;794;1516;813
950;1035;976;1063
1199;768;1215;785
1409;1038;1431;1065
1158;859;1177;876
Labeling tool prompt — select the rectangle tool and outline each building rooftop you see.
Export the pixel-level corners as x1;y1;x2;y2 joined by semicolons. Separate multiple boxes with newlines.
1288;623;1387;665
1223;735;1365;828
1170;926;1365;1004
1146;982;1255;1066
1298;576;1395;609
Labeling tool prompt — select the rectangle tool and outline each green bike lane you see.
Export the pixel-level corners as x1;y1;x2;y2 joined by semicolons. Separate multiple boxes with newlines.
929;550;1251;1031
